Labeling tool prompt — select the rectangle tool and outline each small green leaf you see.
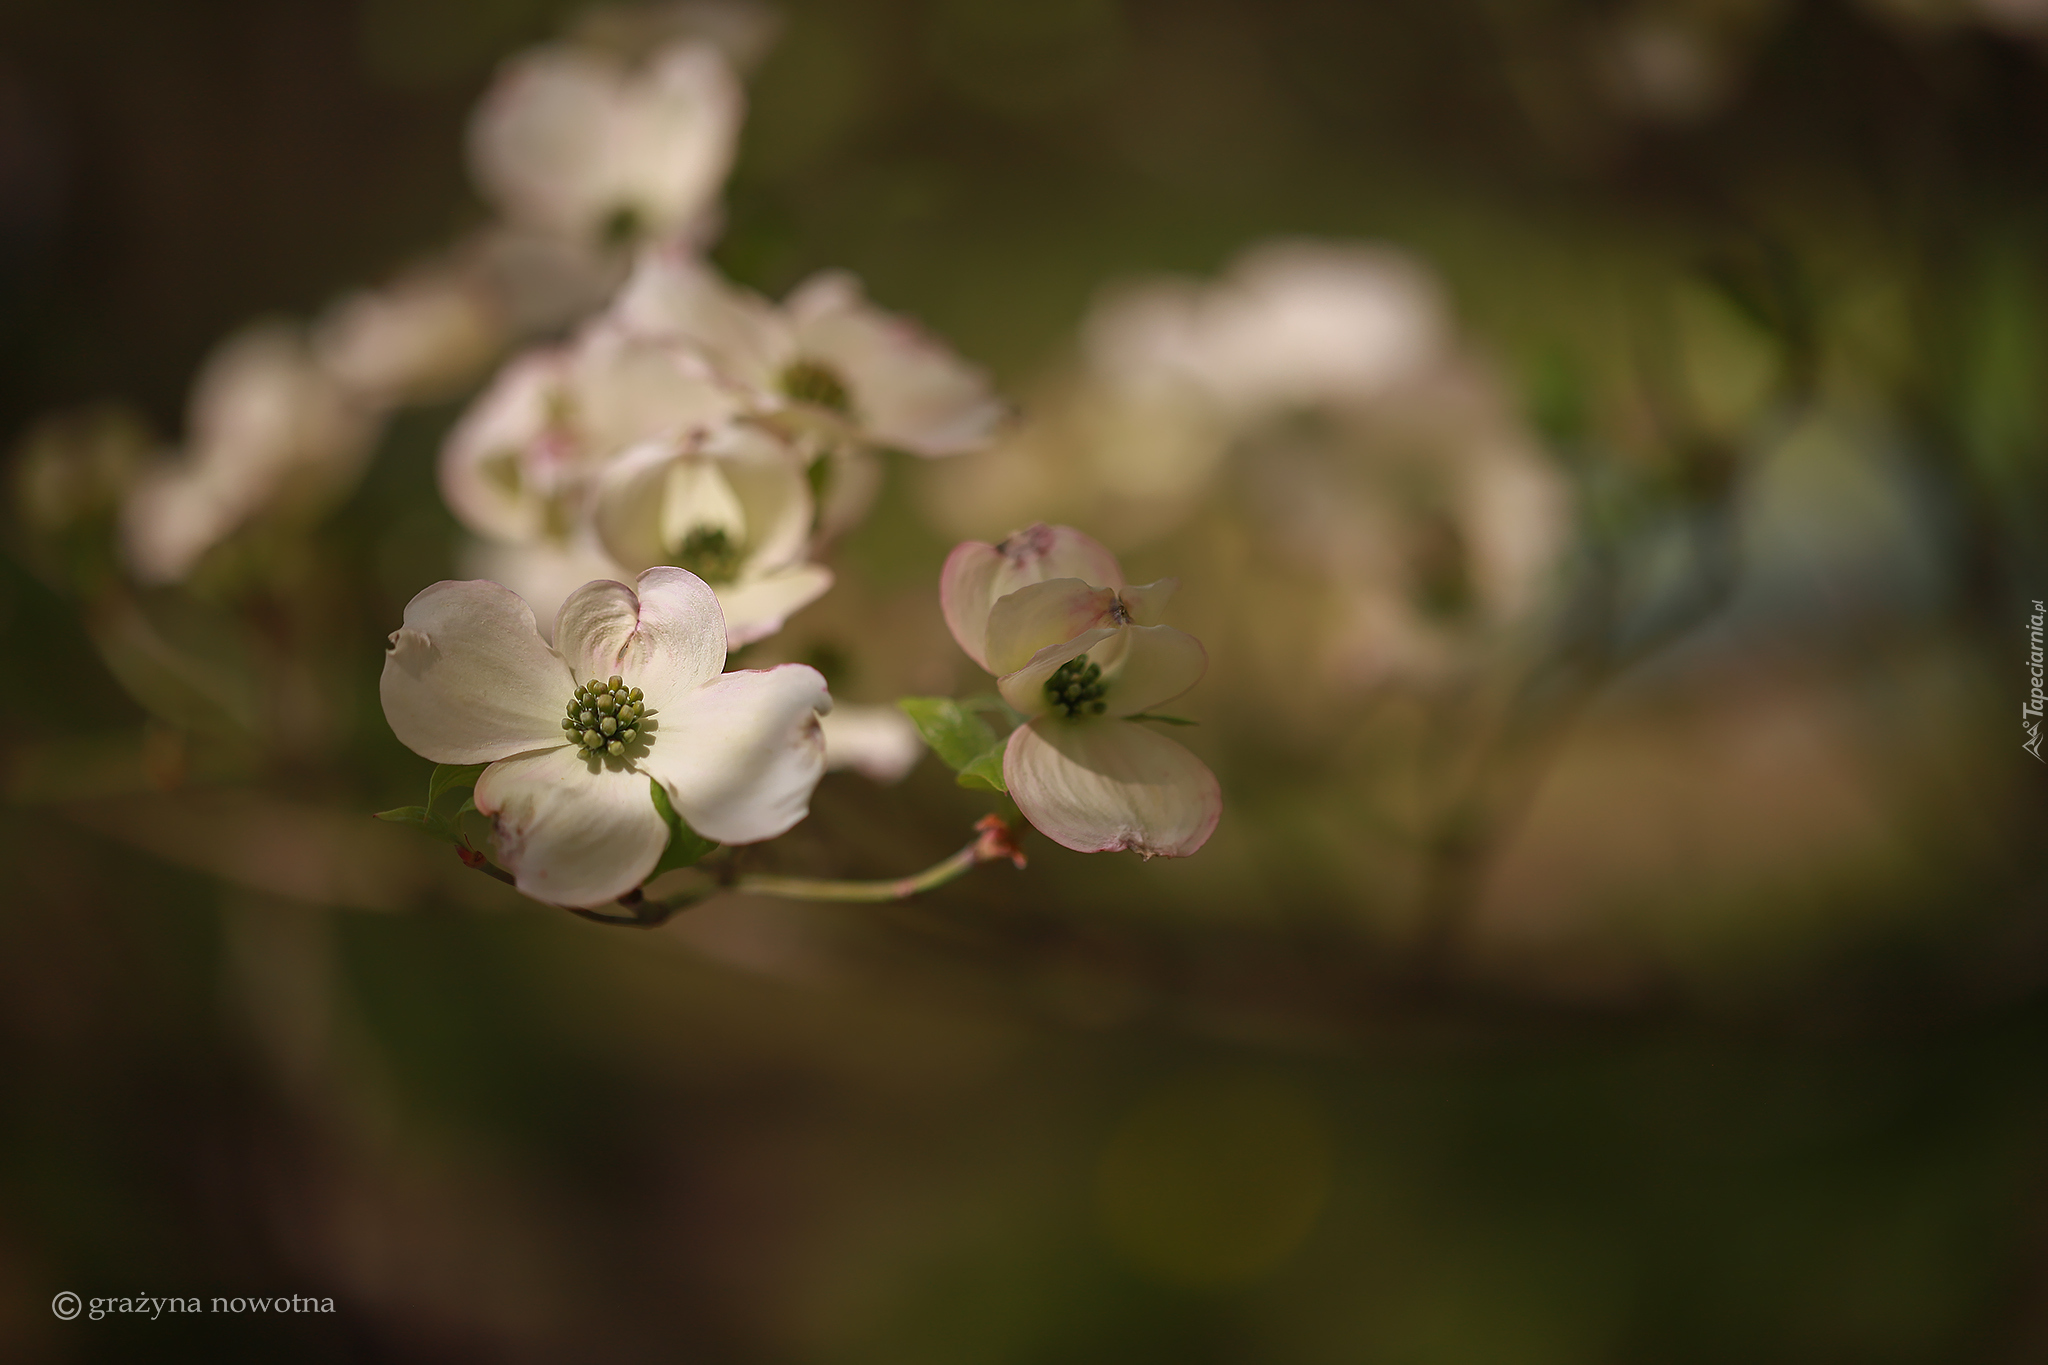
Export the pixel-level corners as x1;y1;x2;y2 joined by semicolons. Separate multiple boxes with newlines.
897;697;999;771
1126;713;1199;726
954;743;1007;792
374;805;464;845
429;763;489;821
649;779;719;877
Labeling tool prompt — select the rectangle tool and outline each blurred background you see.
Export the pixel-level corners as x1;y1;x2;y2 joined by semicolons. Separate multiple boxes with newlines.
3;0;2048;1359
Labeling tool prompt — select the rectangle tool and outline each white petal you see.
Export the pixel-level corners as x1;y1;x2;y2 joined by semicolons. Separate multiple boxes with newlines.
457;536;631;645
474;746;671;907
996;625;1120;717
787;271;1004;456
1004;718;1220;858
638;664;830;844
1103;624;1207;717
589;438;681;572
658;451;748;549
718;563;834;647
939;540;1006;670
468;46;623;240
983;578;1117;676
380;580;575;763
1118;577;1179;626
604;44;744;238
820;704;925;784
569;327;738;460
439;348;571;544
553;567;727;703
609;248;788;390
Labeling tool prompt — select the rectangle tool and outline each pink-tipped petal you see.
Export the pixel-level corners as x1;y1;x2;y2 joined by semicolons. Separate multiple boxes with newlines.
1104;624;1207;717
939;538;1004;670
996;625;1120;717
554;567;727;706
983;578;1118;676
1118;577;1179;626
474;746;671;907
637;664;830;844
1004;718;1220;858
380;579;576;764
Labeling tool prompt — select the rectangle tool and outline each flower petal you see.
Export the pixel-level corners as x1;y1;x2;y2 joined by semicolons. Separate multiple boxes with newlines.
1118;577;1179;626
609;248;788;390
820;703;925;783
1004;718;1220;858
1103;623;1207;717
939;524;1126;670
457;535;631;645
718;563;834;647
983;578;1118;676
380;580;576;764
439;348;571;544
589;437;679;571
553;566;729;704
997;625;1119;717
474;746;671;907
637;664;830;844
787;271;1005;456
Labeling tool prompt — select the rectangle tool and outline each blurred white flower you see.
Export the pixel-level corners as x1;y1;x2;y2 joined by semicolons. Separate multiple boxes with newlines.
122;323;375;584
1084;239;1448;417
313;265;503;406
469;40;743;251
440;324;739;548
941;525;1219;858
380;568;830;907
592;424;832;645
610;248;1006;457
819;704;925;783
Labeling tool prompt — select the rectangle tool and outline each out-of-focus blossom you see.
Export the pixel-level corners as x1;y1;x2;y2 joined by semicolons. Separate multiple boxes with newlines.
469;40;743;252
312;266;503;406
941;525;1220;858
440;326;738;548
592;425;832;645
121;324;375;584
457;536;630;646
611;249;1007;457
380;568;829;906
1084;240;1448;417
572;0;785;73
819;704;925;783
12;404;149;540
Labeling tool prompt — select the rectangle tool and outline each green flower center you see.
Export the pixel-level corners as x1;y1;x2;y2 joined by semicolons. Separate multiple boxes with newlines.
1045;653;1108;719
599;203;647;251
672;525;746;585
561;675;652;759
778;358;853;415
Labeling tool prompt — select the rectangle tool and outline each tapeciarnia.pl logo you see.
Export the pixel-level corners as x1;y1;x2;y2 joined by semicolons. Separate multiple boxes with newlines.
2026;598;2044;762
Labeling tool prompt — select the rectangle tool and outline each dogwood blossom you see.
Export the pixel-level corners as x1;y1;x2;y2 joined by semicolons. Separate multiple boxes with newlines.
592;425;832;644
122;323;375;584
941;525;1220;858
380;567;829;907
609;248;1005;457
440;325;738;549
468;40;743;251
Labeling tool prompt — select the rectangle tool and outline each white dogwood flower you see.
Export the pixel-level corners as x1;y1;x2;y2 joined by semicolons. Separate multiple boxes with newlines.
609;248;1005;457
440;325;738;547
592;424;832;645
380;567;830;907
819;704;925;784
469;40;742;250
122;323;375;584
941;525;1220;858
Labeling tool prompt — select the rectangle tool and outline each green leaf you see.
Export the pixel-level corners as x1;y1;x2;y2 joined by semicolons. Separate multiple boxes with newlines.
954;743;1007;792
373;805;464;845
1126;713;1199;726
897;697;1000;771
649;779;719;877
429;763;489;822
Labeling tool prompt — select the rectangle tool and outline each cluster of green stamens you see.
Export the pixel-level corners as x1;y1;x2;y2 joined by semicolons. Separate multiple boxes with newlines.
673;525;745;585
1045;654;1108;719
562;675;649;759
778;358;853;415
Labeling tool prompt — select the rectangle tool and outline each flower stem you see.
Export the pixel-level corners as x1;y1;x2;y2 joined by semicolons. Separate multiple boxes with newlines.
457;815;1026;927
